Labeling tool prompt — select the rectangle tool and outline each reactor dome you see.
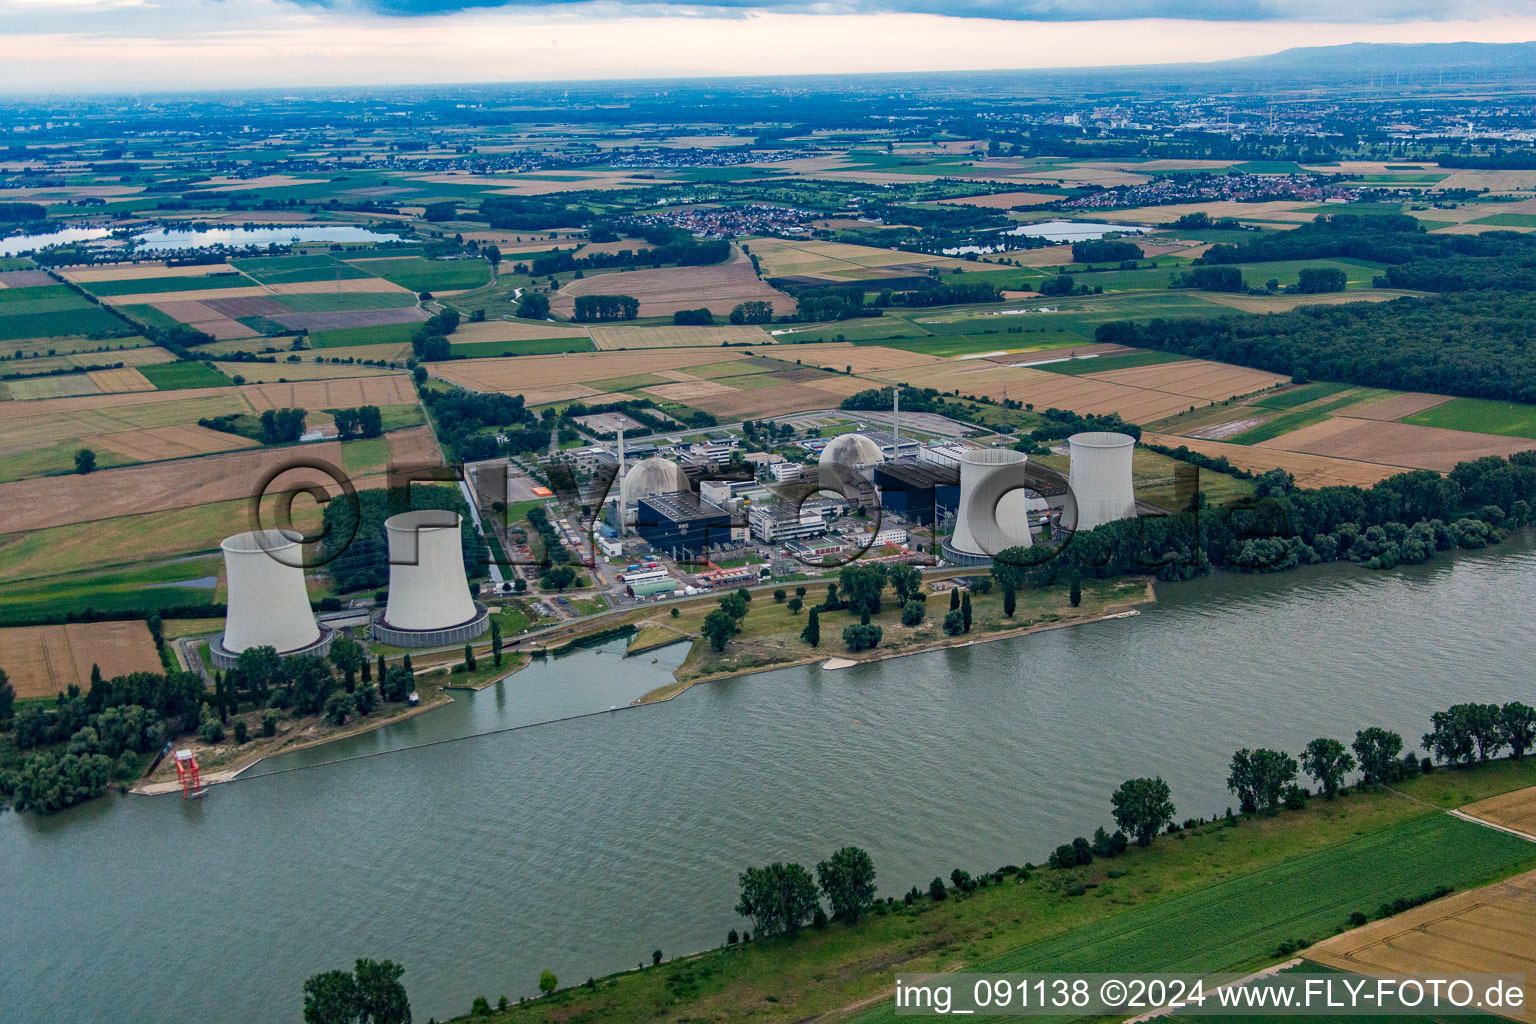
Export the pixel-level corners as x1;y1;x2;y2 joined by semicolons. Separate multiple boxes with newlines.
818;432;885;471
620;457;691;511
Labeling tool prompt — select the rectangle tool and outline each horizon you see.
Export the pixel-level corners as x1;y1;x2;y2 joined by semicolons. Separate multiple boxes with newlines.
5;2;1536;95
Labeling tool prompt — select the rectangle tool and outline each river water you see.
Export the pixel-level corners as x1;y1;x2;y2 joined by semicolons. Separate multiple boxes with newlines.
5;542;1535;1023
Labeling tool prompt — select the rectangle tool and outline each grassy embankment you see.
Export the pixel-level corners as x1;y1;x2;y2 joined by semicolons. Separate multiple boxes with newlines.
444;758;1536;1024
621;573;1151;704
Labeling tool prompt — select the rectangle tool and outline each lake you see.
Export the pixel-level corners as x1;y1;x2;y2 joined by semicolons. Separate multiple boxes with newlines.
5;541;1535;1023
130;226;404;250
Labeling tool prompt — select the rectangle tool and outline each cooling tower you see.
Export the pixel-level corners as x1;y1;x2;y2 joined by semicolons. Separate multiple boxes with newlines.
942;448;1035;566
620;457;690;526
1068;431;1137;531
818;432;885;471
211;529;333;670
372;510;489;648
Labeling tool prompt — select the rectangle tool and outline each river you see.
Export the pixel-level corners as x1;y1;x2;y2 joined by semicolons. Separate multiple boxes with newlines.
5;541;1535;1023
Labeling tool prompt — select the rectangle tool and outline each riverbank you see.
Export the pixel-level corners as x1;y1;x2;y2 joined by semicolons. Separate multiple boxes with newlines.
447;759;1536;1024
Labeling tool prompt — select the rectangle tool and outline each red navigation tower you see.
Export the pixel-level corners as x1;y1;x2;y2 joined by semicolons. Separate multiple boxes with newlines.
173;749;204;799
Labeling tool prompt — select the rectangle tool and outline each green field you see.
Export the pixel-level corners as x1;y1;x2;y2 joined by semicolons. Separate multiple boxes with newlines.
0;307;134;341
1470;213;1536;229
853;814;1533;1024
139;360;235;390
1404;396;1536;439
308;322;422;349
272;291;419;312
1254;382;1353;410
0;441;133;483
80;274;253;296
348;256;492;292
449;336;595;357
0;284;80;306
341;435;393;476
0;257;37;272
230;254;373;284
0;555;224;624
117;303;187;330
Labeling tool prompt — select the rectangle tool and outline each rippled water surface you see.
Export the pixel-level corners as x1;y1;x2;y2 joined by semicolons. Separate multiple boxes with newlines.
6;543;1535;1023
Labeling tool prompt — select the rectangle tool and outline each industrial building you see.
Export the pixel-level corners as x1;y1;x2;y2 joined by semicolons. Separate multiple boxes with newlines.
1068;431;1137;531
619;457;691;527
858;428;921;460
818;432;886;471
748;496;844;543
211;529;334;670
634;490;734;557
372;511;491;648
875;461;960;526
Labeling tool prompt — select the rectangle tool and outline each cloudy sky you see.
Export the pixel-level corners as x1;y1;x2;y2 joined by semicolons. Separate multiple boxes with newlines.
1;0;1533;94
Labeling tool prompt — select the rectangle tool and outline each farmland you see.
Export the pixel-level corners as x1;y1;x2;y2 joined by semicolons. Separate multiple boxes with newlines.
0;620;164;697
549;256;795;319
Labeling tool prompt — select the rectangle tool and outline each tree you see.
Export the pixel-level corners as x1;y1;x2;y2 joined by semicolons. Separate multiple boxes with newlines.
842;623;882;651
323;692;357;726
74;448;96;474
1111;777;1176;846
1504;702;1536;761
702;609;739;653
736;862;820;938
773;588;787;603
961;591;972;633
1002;587;1016;618
1423;705;1486;766
490;619;503;667
838;562;888;619
329;636;365;692
1228;748;1297;815
887;564;922;604
0;667;13;727
928;876;947;901
1069;576;1082;607
942;609;965;636
801;607;821;647
816;846;877;922
788;597;803;614
354;959;411;1024
1353;727;1404;786
516;292;550;320
949;588;960;612
1301;738;1355;799
901;599;926;626
538;970;558;996
303;970;359;1024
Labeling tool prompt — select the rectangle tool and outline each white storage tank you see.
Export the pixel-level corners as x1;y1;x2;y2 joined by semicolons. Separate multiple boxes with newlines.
943;448;1035;565
1068;431;1137;531
212;529;332;669
373;510;489;648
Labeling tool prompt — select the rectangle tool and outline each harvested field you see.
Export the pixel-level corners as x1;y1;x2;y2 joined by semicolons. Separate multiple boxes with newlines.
59;263;212;283
747;237;969;280
1344;392;1452;421
641;380;738;401
771;342;940;373
1309;866;1536;1024
98;285;269;306
193;296;289;319
1103;200;1318;225
212;361;396;383
1084;361;1287;402
686;382;856;419
1196;290;1417;314
550;258;794;319
242;375;416;412
0;440;357;532
386;424;443;467
1141;431;1401;488
85;423;259;462
0;270;57;287
428;348;759;393
577;238;654;256
1;621;164;698
520;384;602;406
2;375;101;400
935;191;1059;208
589;323;773;349
452;319;590;344
1255;417;1536;473
1461;786;1536;839
87;367;154;393
0;388;249;451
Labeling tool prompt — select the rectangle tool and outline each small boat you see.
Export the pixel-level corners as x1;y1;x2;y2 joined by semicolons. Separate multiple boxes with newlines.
651;657;658;663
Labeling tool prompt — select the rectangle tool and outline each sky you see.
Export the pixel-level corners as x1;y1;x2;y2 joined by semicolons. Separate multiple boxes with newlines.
1;0;1534;94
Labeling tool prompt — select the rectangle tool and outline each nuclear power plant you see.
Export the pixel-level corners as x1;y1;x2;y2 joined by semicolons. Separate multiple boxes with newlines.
1068;431;1137;532
818;431;886;473
372;510;490;648
211;529;334;670
942;448;1039;566
619;456;692;528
